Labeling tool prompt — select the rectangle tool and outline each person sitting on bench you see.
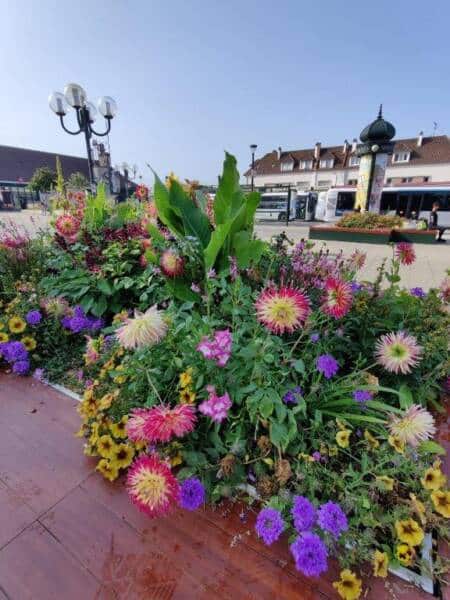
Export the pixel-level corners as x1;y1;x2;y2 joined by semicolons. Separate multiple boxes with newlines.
428;201;447;242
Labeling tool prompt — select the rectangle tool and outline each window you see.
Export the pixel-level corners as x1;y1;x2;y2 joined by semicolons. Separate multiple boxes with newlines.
392;151;410;163
423;176;430;182
296;181;310;190
347;179;357;185
317;180;332;188
280;161;293;172
349;155;360;167
401;177;413;183
386;178;393;184
299;160;313;170
319;158;334;169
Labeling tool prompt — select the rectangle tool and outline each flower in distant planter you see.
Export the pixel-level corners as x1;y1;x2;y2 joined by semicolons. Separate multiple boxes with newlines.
395;518;424;546
255;287;310;335
430;490;450;518
291;495;316;532
372;550;389;578
8;316;26;334
25;310;42;326
333;569;362;600
375;331;422;374
321;277;353;319
21;336;37;351
388;404;435;447
316;354;339;379
12;359;30;375
116;306;168;350
126;454;180;518
179;477;205;511
290;532;328;577
141;404;196;443
410;287;426;298
317;501;348;539
198;387;232;424
396;543;415;566
160;249;184;277
395;242;416;265
255;507;284;545
421;466;446;491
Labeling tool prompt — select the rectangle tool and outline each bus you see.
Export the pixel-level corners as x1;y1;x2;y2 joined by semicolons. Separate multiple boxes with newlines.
255;191;318;222
315;184;450;226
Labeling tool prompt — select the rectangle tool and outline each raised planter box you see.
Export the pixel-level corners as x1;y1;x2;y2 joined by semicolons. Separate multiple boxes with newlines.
310;226;437;244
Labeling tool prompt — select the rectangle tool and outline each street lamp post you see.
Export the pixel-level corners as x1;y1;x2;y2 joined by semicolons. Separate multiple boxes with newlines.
250;144;257;191
48;83;118;190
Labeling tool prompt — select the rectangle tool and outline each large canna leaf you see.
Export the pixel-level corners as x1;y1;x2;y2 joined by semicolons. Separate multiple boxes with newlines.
169;180;211;248
204;222;233;270
214;152;242;225
153;175;184;237
231;231;266;268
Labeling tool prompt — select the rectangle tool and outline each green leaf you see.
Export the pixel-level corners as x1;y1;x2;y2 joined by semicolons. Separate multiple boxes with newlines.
204;222;232;270
152;174;184;237
418;440;446;455
270;421;288;449
260;396;274;418
293;359;305;374
97;279;113;296
146;222;165;243
169;180;211;248
165;279;199;302
92;295;108;316
214;152;241;225
232;231;266;268
398;384;413;409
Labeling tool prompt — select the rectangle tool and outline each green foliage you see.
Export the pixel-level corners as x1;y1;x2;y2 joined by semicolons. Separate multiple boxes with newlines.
83;183;111;232
27;166;56;192
338;212;404;229
55;156;65;196
66;171;89;190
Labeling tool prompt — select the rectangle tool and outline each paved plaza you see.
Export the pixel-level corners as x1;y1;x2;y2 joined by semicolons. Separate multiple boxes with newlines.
1;209;449;290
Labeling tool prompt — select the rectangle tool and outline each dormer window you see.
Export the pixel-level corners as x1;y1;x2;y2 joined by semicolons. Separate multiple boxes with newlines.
280;161;294;172
349;155;360;167
299;159;313;170
319;158;334;169
392;151;410;163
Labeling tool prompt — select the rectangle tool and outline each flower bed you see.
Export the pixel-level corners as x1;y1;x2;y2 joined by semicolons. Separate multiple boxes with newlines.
1;155;450;599
309;226;437;245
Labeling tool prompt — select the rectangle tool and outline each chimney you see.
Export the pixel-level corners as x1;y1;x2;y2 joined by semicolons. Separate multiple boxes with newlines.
343;139;349;153
277;146;282;160
417;131;424;147
351;138;358;152
314;142;321;160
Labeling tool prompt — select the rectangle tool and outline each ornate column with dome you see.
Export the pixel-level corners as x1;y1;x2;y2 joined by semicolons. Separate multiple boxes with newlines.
355;106;396;212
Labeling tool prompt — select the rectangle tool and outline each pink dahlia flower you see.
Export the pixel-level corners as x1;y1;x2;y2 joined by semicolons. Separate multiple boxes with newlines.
160;250;184;277
126;454;180;518
126;408;151;442
349;249;366;270
55;214;80;243
255;287;310;335
198;386;232;423
375;331;422;374
116;306;167;350
321;277;353;319
141;404;196;443
395;242;416;266
388;405;436;447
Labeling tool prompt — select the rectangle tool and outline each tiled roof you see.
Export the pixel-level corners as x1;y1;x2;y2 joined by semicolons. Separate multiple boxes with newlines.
0;145;90;183
248;135;450;176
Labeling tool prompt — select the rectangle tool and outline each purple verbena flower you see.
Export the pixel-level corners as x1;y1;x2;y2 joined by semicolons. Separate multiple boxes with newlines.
179;478;205;511
283;386;303;404
317;501;348;539
33;368;47;383
229;256;239;281
310;332;320;343
291;495;316;532
26;310;42;326
410;287;426;298
350;281;363;293
353;389;373;404
12;360;30;375
1;341;28;363
290;532;328;577
316;354;339;379
255;507;284;546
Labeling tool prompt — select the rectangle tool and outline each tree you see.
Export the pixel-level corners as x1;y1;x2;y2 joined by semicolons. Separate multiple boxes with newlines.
28;167;56;192
67;171;89;190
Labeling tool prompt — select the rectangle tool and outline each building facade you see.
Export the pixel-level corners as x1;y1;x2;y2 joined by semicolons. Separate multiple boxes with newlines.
246;134;450;191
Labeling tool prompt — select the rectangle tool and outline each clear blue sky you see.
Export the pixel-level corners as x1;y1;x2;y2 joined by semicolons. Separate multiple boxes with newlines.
0;0;449;184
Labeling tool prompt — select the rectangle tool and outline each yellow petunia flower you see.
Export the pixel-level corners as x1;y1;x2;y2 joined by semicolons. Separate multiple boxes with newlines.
96;458;119;482
83;388;94;402
333;569;362;600
75;424;88;438
8;316;26;333
83;443;98;457
0;331;9;343
336;418;349;431
431;490;450;518
395;518;424;546
89;422;100;445
110;415;128;439
21;336;37;351
409;493;427;526
97;435;117;459
98;393;114;411
421;467;446;491
111;443;134;470
170;452;183;467
364;429;379;450
388;434;405;454
396;543;415;566
336;430;351;448
134;440;147;453
375;475;395;491
179;388;196;404
328;445;339;457
373;550;389;578
179;368;193;388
